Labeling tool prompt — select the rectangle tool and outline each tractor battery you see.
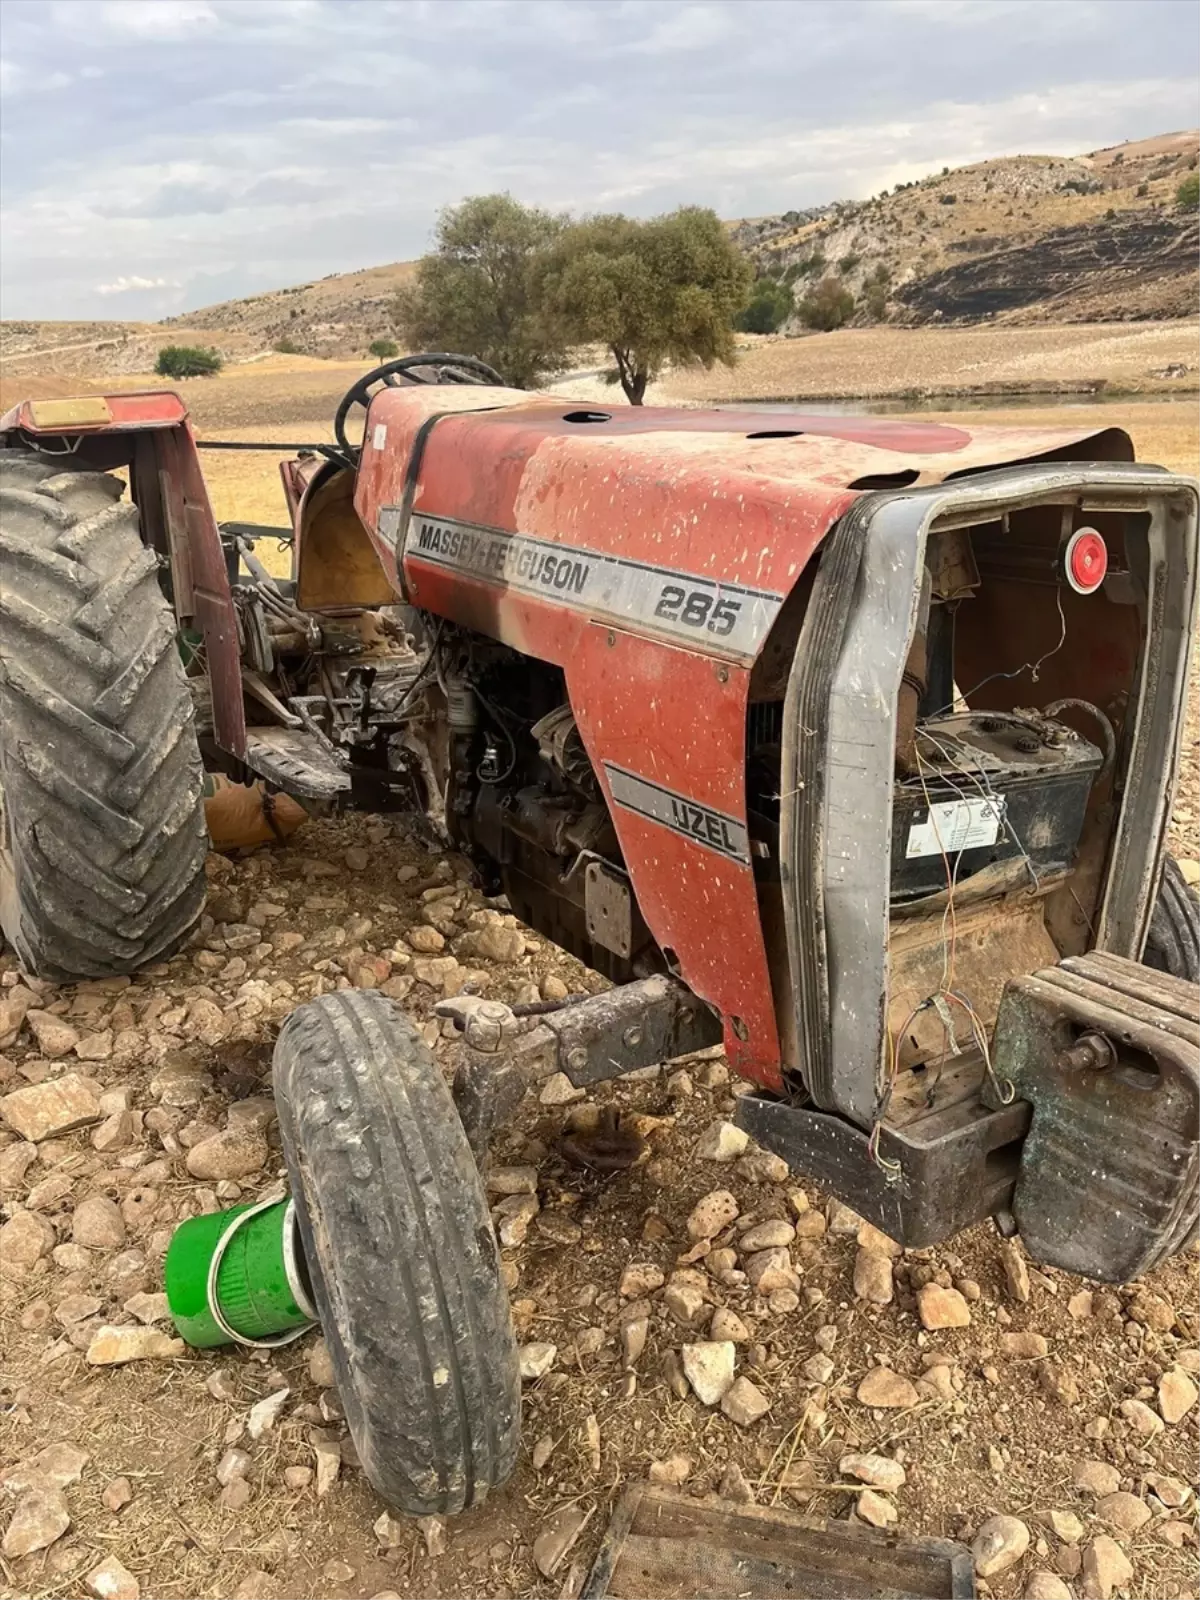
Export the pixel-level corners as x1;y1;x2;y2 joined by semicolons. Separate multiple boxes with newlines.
890;710;1103;903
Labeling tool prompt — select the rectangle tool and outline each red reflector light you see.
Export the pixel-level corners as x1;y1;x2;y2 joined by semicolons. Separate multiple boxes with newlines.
1064;527;1107;594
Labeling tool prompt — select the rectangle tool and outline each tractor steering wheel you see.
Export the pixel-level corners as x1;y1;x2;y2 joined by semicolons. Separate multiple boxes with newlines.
333;352;507;456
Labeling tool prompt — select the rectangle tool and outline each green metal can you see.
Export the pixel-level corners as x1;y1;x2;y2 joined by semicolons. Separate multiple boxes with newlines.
165;1197;317;1349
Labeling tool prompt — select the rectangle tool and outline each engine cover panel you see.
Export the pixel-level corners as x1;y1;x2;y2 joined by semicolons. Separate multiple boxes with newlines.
992;952;1199;1282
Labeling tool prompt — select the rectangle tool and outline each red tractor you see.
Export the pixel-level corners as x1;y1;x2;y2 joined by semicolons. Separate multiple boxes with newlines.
1;358;1197;1514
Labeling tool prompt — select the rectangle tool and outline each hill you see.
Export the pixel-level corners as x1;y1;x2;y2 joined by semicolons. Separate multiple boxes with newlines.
161;260;417;359
731;130;1199;326
1;131;1195;387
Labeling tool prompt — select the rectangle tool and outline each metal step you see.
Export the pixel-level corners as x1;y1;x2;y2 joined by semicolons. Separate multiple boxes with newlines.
242;727;351;800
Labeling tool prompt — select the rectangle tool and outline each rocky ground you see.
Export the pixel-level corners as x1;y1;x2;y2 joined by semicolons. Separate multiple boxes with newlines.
2;804;1198;1600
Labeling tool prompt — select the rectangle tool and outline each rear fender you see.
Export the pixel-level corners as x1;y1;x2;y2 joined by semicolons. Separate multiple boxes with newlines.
0;390;245;758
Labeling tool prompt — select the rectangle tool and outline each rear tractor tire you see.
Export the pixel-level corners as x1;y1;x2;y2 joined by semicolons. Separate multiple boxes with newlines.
0;447;207;980
1143;855;1200;983
273;989;521;1515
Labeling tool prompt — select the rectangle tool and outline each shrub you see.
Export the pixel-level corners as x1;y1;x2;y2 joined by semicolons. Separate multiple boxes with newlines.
838;253;861;273
938;193;957;206
1176;172;1199;209
154;345;222;378
735;278;793;333
369;337;400;359
272;336;301;355
797;275;854;332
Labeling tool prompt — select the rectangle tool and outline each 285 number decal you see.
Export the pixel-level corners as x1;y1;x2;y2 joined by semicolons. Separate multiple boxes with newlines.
654;584;742;636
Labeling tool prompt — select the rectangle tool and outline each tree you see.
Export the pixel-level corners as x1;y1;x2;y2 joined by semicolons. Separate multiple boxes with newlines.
544;206;752;404
394;194;570;388
368;337;399;359
155;345;222;378
797;275;855;332
735;276;793;334
1176;172;1199;209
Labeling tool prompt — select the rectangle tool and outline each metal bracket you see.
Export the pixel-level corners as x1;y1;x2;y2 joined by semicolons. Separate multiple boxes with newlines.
544;975;722;1087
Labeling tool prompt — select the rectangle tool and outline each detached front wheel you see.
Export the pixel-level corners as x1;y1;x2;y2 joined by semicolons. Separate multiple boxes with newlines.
273;989;521;1515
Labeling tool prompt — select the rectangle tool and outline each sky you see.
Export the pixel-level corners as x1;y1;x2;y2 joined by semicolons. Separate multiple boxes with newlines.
1;0;1197;322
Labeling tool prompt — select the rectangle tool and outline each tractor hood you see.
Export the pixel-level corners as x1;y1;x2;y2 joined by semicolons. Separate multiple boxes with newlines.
353;386;1135;657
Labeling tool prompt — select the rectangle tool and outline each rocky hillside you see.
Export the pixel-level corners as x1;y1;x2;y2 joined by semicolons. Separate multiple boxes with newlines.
161;261;416;360
732;130;1199;326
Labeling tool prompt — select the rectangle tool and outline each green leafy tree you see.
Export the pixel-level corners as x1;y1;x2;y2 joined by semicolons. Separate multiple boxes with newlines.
1176;172;1199;209
735;277;793;333
155;345;222;378
394;194;570;387
368;337;399;359
797;275;855;332
544;207;752;404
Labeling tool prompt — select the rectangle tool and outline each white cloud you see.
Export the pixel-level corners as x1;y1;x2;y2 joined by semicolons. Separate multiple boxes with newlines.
95;274;181;294
90;0;218;37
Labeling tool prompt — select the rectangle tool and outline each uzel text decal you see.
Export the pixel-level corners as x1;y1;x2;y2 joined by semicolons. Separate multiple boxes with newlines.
384;509;783;659
604;763;751;865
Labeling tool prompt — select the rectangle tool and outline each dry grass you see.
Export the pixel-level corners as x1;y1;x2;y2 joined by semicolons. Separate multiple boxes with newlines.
665;322;1200;403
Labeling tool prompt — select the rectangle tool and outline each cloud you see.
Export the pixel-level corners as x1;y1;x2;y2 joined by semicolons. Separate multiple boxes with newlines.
1;0;1195;319
88;0;218;37
95;275;182;295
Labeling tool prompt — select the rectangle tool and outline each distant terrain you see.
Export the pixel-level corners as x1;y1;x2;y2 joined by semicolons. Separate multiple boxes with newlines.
731;130;1199;327
0;131;1195;389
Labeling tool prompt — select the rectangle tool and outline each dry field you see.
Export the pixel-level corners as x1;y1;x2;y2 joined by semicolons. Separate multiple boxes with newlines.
666;322;1200;403
1;347;1198;1600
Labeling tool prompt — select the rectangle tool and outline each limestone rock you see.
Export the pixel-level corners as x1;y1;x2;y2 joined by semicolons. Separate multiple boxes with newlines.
73;1195;126;1250
1000;1239;1031;1302
86;1325;184;1365
1025;1573;1072;1600
856;1367;918;1409
518;1342;557;1380
1158;1365;1197;1424
853;1249;894;1305
681;1340;736;1405
539;1072;585;1106
738;1219;795;1253
26;1010;80;1058
185;1126;268;1181
1;1442;90;1496
686;1189;739;1241
101;1478;133;1512
1073;1460;1121;1497
0;1208;55;1273
648;1454;692;1485
709;1307;751;1343
1;1073;101;1140
721;1376;770;1425
86;1555;140;1593
857;1489;898;1527
972;1514;1031;1577
1119;1397;1163;1437
916;1283;971;1330
456;925;524;963
619;1262;665;1297
2;1487;70;1557
1096;1491;1150;1534
1000;1331;1048;1359
694;1120;748;1162
840;1452;906;1492
308;1337;336;1389
533;1505;588;1579
718;1462;755;1504
1047;1508;1085;1543
744;1246;799;1295
486;1166;539;1197
1081;1535;1133;1600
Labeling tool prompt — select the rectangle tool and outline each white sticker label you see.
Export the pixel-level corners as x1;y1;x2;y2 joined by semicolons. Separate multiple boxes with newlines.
906;796;1005;858
371;423;387;451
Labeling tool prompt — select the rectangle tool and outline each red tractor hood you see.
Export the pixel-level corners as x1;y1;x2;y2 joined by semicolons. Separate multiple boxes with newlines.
353;386;1134;639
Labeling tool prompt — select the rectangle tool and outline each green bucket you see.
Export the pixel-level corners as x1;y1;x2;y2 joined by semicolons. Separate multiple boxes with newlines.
165;1197;318;1349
